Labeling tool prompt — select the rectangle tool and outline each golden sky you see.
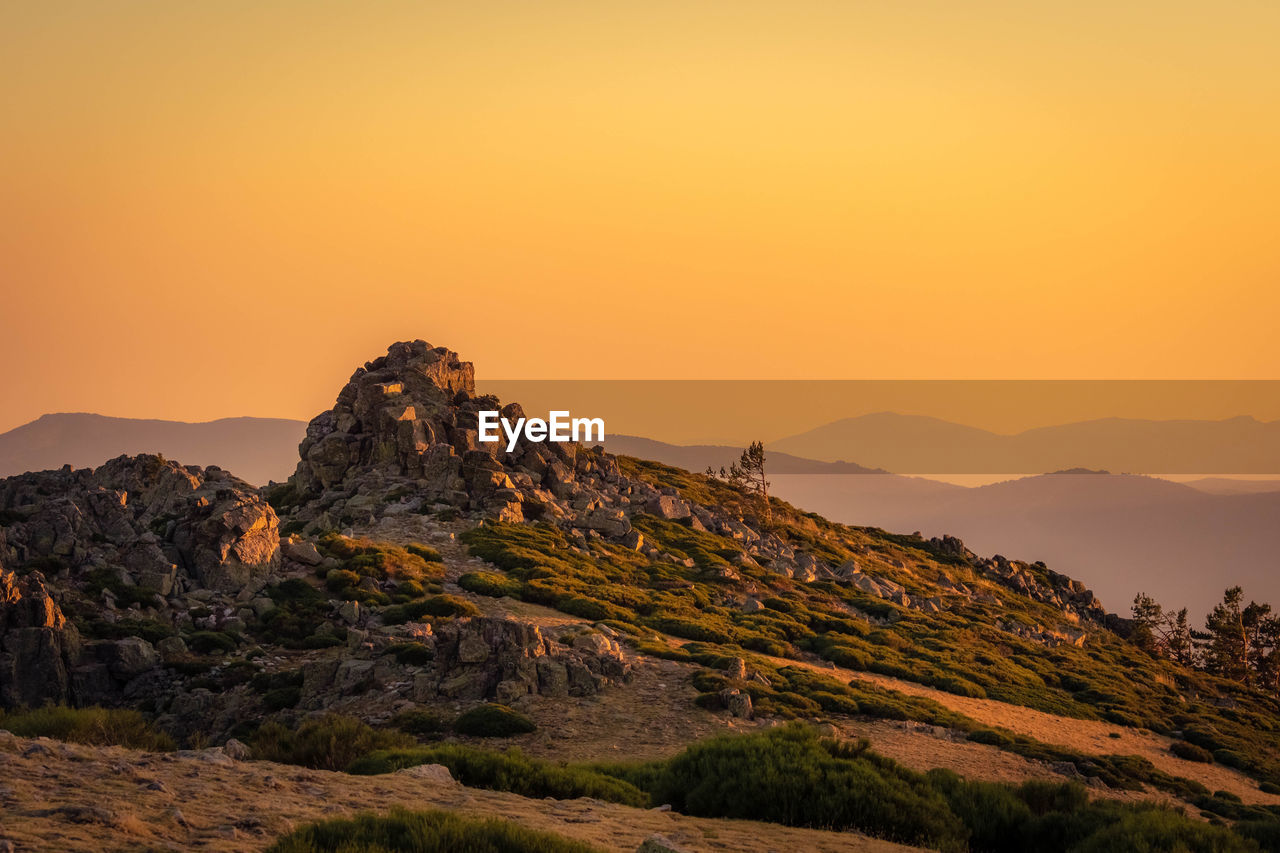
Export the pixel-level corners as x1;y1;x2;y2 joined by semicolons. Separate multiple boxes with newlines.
2;1;1278;432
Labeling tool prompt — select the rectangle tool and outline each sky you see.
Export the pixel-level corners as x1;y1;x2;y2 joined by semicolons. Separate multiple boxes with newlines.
2;1;1278;432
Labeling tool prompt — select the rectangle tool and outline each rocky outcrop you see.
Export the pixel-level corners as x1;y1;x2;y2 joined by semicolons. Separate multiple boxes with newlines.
0;570;81;708
978;555;1107;625
284;340;632;532
420;618;630;702
0;455;279;598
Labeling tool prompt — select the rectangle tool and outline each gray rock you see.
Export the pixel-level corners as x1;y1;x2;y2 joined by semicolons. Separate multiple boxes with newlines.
395;763;455;784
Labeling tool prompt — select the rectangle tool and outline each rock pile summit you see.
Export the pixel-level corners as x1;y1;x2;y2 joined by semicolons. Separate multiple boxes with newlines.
285;340;634;533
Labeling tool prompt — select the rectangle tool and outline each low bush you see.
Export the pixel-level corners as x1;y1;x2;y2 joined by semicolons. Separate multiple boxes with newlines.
406;543;443;563
967;729;1013;748
347;744;647;806
422;594;481;618
255;579;335;649
623;724;967;851
389;709;449;738
1170;740;1214;763
185;630;238;655
250;714;413;771
458;571;522;599
453;704;537;737
261;686;302;711
267;808;602;853
0;706;175;751
84;617;174;645
386;642;434;666
1214;749;1247;769
591;725;1252;853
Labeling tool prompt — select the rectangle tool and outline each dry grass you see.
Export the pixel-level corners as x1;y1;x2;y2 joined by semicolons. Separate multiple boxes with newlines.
0;732;915;853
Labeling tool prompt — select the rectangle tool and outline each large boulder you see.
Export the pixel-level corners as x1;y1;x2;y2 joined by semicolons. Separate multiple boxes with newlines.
0;455;280;598
0;570;81;708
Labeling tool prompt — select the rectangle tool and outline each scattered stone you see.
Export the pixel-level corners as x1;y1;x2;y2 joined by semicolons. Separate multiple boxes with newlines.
394;763;456;784
223;738;251;761
637;835;690;853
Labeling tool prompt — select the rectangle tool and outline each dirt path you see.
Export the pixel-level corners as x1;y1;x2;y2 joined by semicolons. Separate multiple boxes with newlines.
0;732;916;853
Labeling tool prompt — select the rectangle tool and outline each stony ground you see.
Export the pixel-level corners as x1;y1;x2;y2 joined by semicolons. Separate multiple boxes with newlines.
0;731;916;853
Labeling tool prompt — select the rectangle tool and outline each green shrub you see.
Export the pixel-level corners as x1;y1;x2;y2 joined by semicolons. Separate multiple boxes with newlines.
318;535;441;585
267;808;602;853
422;594;481;618
968;729;1014;748
185;630;238;655
406;544;443;563
387;642;434;665
453;704;537;737
458;571;522;598
630;724;967;851
1069;807;1254;853
0;706;174;751
256;580;334;649
86;617;174;645
262;687;302;711
250;714;413;771
1213;749;1247;769
348;744;647;806
389;709;449;738
1170;741;1214;763
324;569;360;593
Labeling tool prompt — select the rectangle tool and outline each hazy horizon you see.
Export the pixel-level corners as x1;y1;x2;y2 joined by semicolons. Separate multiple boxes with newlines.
5;2;1279;433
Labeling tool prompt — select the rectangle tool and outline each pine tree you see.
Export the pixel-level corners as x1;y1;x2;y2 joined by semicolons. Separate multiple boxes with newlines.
1130;593;1163;655
1167;608;1194;667
1203;587;1268;683
727;441;771;522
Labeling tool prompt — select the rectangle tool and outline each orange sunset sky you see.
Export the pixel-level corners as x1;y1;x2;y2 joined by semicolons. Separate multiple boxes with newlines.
2;1;1278;433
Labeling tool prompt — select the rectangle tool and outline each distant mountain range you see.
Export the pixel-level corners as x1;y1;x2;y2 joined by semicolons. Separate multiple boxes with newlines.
0;413;306;485
769;412;1280;474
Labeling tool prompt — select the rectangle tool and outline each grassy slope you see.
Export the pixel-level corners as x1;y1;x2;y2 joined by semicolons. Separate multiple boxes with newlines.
454;456;1280;804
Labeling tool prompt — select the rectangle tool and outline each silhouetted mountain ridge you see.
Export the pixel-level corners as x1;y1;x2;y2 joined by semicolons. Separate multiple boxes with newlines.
0;412;306;485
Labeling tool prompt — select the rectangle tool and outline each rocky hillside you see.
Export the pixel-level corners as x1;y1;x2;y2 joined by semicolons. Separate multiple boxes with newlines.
5;340;1280;851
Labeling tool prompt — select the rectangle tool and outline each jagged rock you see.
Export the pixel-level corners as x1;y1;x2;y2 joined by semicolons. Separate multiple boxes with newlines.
105;637;161;680
282;341;630;531
648;495;691;520
0;570;81;708
156;636;188;661
718;687;753;719
0;455;279;598
580;507;630;538
281;537;323;566
338;600;362;625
